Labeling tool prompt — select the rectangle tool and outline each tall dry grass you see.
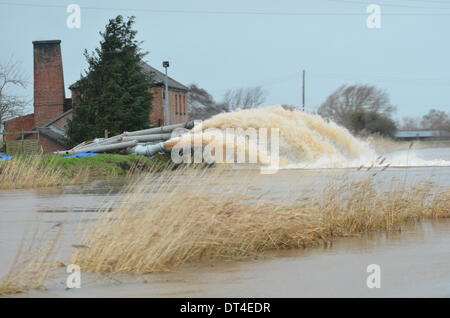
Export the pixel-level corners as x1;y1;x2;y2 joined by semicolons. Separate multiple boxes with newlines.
0;156;88;190
0;219;63;296
72;167;450;274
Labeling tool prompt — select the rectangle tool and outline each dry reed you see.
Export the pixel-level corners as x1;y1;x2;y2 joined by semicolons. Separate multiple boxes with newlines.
72;167;450;274
0;156;88;190
0;218;63;296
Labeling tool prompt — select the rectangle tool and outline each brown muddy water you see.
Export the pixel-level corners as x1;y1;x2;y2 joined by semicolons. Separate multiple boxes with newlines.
1;148;449;297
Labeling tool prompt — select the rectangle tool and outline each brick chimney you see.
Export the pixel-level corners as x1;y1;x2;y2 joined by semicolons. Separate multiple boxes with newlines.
33;40;65;127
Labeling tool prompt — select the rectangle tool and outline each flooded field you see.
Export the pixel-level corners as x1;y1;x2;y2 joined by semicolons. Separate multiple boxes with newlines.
25;219;450;298
0;147;449;297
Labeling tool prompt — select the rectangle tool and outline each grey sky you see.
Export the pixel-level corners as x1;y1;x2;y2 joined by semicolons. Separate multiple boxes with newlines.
0;0;449;121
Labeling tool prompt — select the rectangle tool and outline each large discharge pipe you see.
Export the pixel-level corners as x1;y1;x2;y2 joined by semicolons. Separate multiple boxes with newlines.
124;121;194;137
121;133;172;143
132;142;167;156
56;140;138;155
132;138;181;157
55;121;195;156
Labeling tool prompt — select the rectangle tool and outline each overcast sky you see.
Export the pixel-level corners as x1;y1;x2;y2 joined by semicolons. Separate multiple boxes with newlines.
0;0;449;120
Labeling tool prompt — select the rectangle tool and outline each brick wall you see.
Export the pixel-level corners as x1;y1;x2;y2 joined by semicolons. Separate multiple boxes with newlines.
149;86;188;126
39;135;65;153
33;40;65;127
149;87;164;127
170;90;188;124
3;114;35;141
24;134;65;153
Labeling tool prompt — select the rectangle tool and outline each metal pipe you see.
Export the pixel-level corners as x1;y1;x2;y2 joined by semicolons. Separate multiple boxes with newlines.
96;135;124;145
59;140;138;155
57;122;195;155
123;121;194;136
67;136;124;154
121;133;171;143
133;142;166;156
131;136;183;156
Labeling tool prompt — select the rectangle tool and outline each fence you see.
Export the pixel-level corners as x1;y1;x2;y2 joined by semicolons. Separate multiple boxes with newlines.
1;130;42;155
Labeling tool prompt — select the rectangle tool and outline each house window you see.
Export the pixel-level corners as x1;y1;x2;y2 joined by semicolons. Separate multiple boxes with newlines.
183;95;186;115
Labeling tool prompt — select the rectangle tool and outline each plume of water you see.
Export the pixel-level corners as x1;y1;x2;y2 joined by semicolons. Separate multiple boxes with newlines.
170;105;450;168
174;105;375;168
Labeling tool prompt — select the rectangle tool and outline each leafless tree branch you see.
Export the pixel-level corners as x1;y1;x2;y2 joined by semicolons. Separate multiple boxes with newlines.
223;86;267;110
318;84;396;128
0;58;30;125
421;109;450;131
187;83;229;121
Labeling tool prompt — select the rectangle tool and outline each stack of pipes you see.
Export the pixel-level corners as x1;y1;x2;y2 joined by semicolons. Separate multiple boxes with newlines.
55;121;195;157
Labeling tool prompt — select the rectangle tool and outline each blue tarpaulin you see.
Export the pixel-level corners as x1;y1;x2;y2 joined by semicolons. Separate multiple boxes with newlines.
0;153;13;162
63;152;99;159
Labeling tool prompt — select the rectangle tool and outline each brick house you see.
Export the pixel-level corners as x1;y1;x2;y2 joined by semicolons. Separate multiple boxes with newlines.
139;62;188;127
3;40;189;153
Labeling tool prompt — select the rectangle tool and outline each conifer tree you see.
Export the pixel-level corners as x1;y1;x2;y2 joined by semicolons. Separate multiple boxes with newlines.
67;15;153;146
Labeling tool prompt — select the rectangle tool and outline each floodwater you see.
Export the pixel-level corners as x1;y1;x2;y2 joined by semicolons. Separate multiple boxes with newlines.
1;147;449;297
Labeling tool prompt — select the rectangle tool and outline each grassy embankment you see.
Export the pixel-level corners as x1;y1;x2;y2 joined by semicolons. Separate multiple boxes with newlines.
0;153;171;190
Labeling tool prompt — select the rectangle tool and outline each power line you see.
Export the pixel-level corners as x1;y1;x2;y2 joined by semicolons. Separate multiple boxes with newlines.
310;71;450;86
328;0;450;10
1;1;450;16
404;0;450;4
215;70;450;99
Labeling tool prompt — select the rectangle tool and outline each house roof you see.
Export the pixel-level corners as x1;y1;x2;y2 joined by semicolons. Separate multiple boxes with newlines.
69;61;188;92
44;109;72;127
139;62;188;91
1;113;34;125
7;109;72;146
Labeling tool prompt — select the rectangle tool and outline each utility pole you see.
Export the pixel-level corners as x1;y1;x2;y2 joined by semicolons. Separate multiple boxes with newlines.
163;61;170;125
302;69;306;112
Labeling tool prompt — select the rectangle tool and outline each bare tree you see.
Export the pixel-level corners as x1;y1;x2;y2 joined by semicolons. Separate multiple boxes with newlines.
281;104;299;111
223;86;267;110
421;109;450;131
318;84;396;129
188;83;229;121
0;58;29;126
400;116;422;130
